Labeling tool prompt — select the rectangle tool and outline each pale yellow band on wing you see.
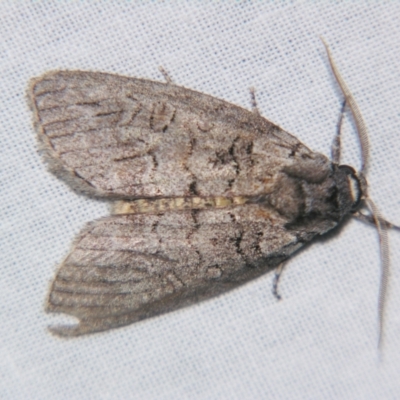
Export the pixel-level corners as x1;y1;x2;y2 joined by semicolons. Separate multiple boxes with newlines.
111;196;250;215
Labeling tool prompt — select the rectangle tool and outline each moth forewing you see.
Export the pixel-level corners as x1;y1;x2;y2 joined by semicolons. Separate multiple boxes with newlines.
29;43;395;341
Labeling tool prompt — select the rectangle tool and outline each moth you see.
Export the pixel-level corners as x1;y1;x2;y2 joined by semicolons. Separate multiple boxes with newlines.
29;41;397;343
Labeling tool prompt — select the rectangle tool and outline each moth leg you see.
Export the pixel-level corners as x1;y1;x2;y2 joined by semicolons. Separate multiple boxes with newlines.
331;100;347;164
249;87;260;115
158;66;173;84
354;211;400;231
272;262;286;300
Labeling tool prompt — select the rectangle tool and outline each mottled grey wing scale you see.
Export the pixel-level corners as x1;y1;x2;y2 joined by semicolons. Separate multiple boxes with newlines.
29;71;321;199
47;207;301;336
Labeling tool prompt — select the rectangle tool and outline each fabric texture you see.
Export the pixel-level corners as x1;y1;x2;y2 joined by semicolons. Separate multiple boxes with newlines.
1;2;400;399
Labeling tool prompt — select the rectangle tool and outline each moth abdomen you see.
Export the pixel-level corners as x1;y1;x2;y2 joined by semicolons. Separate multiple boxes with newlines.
111;196;250;215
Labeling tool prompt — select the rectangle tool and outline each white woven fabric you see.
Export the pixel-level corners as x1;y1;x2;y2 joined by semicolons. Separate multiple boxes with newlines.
1;2;400;399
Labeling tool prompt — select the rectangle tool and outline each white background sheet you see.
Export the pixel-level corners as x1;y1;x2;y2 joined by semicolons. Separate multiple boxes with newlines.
1;2;400;399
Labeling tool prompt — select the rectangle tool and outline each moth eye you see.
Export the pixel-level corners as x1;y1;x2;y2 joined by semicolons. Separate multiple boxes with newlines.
349;175;361;209
339;165;362;211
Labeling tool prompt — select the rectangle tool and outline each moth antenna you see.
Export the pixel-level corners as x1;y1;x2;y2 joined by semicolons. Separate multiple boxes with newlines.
158;66;173;84
331;99;347;164
322;38;394;351
321;37;369;174
366;199;390;351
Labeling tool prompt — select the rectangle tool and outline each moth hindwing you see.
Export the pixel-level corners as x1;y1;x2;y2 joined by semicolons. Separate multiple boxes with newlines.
29;47;385;338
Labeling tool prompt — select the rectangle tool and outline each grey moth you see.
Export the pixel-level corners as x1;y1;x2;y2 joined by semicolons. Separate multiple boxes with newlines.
29;41;396;342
